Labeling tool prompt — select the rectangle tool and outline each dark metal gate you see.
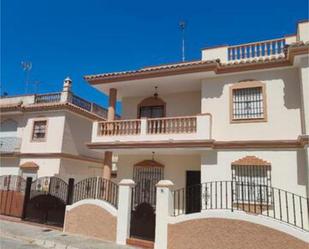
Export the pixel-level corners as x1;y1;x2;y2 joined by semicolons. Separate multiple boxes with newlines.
0;175;26;217
130;166;163;241
23;177;74;227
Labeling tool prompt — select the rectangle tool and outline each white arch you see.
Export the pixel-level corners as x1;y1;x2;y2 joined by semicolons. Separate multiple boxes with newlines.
65;199;117;216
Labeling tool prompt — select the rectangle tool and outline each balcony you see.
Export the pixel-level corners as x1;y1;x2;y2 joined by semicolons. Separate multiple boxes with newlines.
91;114;212;144
0;137;21;153
0;92;114;119
34;93;112;119
202;36;296;63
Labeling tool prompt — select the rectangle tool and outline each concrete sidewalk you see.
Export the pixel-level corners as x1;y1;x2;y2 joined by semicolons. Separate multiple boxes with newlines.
0;219;137;249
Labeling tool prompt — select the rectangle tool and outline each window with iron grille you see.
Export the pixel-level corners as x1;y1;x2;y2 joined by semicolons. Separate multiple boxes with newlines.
232;86;264;120
32;120;47;141
232;165;271;204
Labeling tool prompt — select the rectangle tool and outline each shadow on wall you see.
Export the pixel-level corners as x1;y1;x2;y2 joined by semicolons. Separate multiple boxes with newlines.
282;73;301;110
201;151;218;166
297;149;308;187
202;68;301;111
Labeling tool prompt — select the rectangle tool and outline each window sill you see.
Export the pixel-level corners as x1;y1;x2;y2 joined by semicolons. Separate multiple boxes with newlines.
230;118;267;124
31;139;47;143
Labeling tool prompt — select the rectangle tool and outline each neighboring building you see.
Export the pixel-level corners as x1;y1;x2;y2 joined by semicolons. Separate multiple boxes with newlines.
82;20;309;245
0;77;116;181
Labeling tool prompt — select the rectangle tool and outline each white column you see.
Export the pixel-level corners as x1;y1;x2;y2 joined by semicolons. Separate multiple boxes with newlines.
305;146;309;195
196;114;211;139
155;180;174;249
140;118;148;135
116;179;135;245
299;66;309;194
299;66;309;135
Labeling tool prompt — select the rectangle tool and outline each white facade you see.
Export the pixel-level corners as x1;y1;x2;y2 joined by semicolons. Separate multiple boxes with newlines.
0;80;107;181
84;21;309;245
87;21;309;198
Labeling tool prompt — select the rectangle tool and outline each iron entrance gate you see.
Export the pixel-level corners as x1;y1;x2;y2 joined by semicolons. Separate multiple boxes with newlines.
23;177;74;227
130;166;163;241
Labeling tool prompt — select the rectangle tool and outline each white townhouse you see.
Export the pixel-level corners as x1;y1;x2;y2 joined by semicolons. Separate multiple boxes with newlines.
74;20;309;248
0;78;117;181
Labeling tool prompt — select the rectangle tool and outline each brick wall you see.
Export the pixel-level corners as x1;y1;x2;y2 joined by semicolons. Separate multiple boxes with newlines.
64;204;116;242
168;218;308;249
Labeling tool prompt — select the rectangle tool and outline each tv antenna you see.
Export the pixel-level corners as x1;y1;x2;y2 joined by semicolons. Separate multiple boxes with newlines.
179;20;186;62
21;61;32;93
33;80;41;93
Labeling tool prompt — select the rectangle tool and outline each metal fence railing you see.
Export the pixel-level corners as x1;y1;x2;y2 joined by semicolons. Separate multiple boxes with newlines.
173;181;309;232
73;177;118;208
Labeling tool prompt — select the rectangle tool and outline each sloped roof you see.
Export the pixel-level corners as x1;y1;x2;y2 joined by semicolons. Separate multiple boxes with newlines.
84;42;309;84
19;161;39;170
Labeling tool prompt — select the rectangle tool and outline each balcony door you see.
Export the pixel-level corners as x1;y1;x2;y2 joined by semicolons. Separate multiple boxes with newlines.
138;96;166;118
140;106;164;118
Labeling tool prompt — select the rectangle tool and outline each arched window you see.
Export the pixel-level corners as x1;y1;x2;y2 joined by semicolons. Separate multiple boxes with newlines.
138;96;166;118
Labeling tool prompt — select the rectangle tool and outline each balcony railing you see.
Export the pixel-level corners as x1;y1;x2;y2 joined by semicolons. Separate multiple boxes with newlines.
70;94;92;111
98;116;198;136
228;38;286;61
94;114;211;142
99;119;141;136
34;93;61;103
33;92;110;119
147;116;197;134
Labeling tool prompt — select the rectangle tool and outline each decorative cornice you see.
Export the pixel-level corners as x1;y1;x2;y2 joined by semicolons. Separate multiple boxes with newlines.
0;152;103;164
87;137;308;150
231;156;271;166
0;102;105;121
134;160;164;168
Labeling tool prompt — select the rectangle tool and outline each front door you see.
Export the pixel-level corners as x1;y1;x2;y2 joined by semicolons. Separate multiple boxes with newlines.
186;171;201;214
130;165;163;241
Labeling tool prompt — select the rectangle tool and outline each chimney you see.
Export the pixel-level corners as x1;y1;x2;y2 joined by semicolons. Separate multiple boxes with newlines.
63;77;72;92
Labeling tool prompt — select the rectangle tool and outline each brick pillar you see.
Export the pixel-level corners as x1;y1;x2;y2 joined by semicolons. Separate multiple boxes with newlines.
103;88;117;180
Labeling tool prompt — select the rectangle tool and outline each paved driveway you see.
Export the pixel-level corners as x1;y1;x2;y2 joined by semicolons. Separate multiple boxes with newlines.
1;234;46;249
0;219;137;249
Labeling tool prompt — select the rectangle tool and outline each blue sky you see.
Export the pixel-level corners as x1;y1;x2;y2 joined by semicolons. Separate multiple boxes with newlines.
1;0;308;113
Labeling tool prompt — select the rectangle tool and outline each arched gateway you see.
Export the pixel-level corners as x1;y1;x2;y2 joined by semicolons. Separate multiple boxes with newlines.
130;160;164;241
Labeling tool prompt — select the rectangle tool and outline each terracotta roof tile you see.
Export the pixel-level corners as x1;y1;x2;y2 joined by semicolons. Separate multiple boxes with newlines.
84;60;218;80
231;156;271;166
84;43;309;83
19;161;39;169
